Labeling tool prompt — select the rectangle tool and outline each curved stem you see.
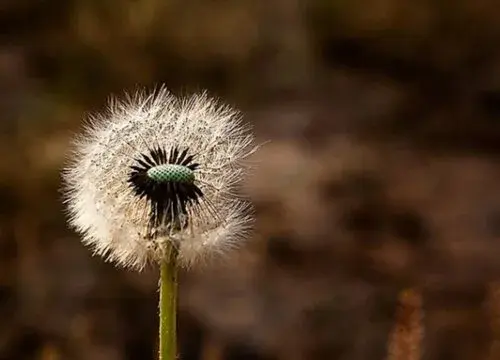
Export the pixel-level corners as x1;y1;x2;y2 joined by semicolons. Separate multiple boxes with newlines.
159;257;178;360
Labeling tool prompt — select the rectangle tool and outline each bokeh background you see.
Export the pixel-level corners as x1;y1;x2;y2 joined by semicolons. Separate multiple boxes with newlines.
3;1;500;359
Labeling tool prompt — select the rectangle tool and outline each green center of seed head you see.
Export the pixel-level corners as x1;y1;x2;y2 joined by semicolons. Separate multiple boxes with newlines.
147;164;195;184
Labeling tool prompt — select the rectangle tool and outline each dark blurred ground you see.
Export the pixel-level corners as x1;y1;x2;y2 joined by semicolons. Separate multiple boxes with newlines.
3;1;500;359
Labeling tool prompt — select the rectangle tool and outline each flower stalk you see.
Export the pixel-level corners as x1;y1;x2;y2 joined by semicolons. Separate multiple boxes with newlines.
159;249;178;360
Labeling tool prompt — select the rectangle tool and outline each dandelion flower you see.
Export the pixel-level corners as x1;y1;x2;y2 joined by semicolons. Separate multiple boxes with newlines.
63;88;257;270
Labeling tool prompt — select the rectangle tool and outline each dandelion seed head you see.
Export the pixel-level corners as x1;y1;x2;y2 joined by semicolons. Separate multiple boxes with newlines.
62;87;257;270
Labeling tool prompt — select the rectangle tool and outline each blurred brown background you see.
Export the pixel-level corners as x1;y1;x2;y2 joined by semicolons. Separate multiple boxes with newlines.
3;0;500;359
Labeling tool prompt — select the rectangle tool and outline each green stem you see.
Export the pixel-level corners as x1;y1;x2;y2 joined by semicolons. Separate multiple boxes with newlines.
159;256;178;360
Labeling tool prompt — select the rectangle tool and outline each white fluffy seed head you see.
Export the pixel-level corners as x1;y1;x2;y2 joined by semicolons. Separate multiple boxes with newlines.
62;87;258;271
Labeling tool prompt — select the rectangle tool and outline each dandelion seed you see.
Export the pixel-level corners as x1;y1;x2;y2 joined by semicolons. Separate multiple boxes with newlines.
62;87;257;270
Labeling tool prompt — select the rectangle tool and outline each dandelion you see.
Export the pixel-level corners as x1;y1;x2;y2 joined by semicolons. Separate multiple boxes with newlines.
62;87;258;360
